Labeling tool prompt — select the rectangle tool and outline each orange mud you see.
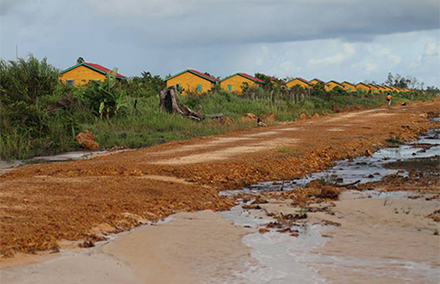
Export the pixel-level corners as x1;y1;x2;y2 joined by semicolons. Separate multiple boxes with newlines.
1;101;439;257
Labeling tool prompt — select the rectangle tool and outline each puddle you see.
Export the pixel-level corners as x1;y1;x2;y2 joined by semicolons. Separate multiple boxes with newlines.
220;190;440;284
221;124;440;196
221;206;328;284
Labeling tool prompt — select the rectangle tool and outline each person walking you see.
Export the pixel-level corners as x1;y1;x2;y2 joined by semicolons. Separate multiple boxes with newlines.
386;93;392;106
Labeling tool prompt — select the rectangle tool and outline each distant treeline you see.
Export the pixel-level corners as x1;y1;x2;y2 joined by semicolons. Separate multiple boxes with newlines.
363;72;439;92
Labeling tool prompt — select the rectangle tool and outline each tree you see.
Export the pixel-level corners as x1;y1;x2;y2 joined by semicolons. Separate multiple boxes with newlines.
383;73;426;89
385;72;394;86
0;55;60;104
125;71;166;98
426;86;440;93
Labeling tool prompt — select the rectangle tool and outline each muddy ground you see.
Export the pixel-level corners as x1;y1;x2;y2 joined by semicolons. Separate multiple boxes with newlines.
0;101;439;257
2;161;439;283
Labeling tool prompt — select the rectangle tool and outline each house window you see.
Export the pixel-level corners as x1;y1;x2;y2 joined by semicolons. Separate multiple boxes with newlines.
66;80;74;87
228;85;232;91
197;84;202;92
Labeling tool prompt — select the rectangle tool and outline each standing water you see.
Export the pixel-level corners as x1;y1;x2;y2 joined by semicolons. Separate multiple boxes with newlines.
219;120;440;284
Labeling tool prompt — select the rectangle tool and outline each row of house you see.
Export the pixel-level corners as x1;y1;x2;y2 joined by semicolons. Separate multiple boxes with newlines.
58;60;412;94
165;69;264;94
287;77;411;93
165;69;412;94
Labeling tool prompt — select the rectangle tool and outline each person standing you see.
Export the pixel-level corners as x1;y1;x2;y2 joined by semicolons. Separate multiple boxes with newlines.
386;93;392;106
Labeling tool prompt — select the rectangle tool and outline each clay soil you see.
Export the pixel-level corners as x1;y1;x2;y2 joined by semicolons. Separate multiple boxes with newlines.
1;101;439;257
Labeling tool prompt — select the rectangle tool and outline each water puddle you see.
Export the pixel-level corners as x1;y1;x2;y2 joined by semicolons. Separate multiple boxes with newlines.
221;125;440;196
221;206;328;284
219;120;440;283
221;192;439;284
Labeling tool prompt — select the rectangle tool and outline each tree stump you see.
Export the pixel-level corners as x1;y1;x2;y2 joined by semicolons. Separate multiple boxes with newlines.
159;86;205;121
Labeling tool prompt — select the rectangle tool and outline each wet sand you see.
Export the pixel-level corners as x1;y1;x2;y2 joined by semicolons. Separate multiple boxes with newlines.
258;190;440;284
2;191;439;284
311;191;440;284
1;210;254;284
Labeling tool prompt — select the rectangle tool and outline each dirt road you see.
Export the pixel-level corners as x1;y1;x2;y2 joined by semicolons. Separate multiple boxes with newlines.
1;101;439;256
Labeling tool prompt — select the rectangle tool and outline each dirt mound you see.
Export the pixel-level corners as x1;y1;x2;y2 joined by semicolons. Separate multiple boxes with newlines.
260;113;276;124
75;130;99;151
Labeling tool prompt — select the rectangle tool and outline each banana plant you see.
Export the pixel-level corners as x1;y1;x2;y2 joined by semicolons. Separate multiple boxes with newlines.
84;68;127;120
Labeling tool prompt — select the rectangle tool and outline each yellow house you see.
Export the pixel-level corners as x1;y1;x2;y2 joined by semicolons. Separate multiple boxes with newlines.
356;82;371;93
390;86;402;93
369;84;380;94
382;85;394;92
286;77;313;89
165;69;218;94
377;85;387;93
220;73;263;94
341;81;356;92
310;78;325;85
59;60;126;86
325;80;344;91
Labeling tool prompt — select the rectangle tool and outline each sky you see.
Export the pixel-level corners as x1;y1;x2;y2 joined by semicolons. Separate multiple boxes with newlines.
1;0;439;87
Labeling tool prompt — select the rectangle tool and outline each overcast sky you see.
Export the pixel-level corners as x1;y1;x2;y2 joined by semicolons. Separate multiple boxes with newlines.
1;0;439;87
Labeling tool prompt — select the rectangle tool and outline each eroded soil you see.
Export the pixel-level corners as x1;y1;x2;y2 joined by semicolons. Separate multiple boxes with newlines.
1;101;439;257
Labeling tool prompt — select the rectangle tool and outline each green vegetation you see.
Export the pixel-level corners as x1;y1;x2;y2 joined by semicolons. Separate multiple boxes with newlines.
1;55;438;160
385;138;401;144
277;146;291;153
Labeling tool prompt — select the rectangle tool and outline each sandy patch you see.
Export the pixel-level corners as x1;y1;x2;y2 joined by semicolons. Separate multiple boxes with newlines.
136;175;194;185
245;131;279;137
207;137;255;143
311;191;440;284
0;249;139;284
326;127;345;132
325;109;383;123
252;138;298;147
103;210;254;284
276;127;303;132
145;137;256;156
257;190;440;284
153;145;269;165
0;210;252;284
153;137;297;165
370;113;396;117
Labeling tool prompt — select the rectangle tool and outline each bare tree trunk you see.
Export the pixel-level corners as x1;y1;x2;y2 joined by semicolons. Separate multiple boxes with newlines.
159;86;205;121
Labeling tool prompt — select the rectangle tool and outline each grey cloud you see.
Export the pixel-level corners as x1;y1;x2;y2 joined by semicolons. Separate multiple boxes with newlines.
1;0;439;87
86;0;439;46
0;0;29;16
